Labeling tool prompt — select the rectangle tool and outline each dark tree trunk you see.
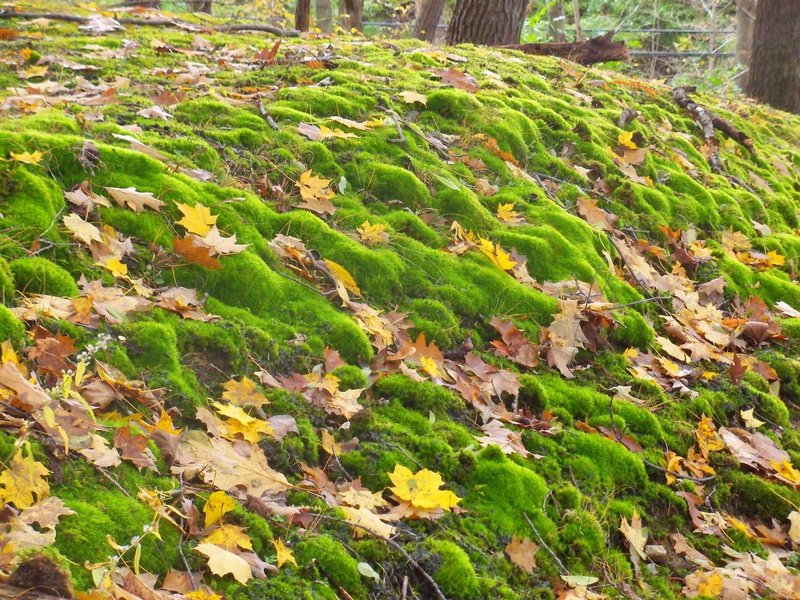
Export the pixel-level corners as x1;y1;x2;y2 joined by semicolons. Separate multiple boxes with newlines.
340;0;363;31
414;0;446;41
446;0;529;46
316;0;333;33
295;0;311;31
745;0;800;113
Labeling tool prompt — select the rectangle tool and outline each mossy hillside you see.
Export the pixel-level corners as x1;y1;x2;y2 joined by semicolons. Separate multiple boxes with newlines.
0;7;799;599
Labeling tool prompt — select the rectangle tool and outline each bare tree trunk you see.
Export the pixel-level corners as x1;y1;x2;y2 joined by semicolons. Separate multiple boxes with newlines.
571;0;583;42
446;0;529;46
735;0;756;87
188;0;211;12
340;0;363;31
414;0;446;41
316;0;333;33
547;1;566;42
745;0;800;113
295;0;311;31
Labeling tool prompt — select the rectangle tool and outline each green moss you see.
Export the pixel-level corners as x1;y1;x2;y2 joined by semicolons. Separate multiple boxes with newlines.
564;431;647;492
0;304;24;347
374;374;462;415
0;256;14;302
10;257;78;297
609;310;655;349
295;535;367;599
424;539;480;600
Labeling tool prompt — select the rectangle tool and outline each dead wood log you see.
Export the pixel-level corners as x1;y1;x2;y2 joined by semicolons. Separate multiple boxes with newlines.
0;583;71;600
499;32;630;65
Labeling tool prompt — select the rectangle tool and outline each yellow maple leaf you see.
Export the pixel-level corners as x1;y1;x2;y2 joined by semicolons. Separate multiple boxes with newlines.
0;450;50;509
186;591;222;600
388;464;460;511
357;221;389;246
195;543;251;584
497;203;523;224
297;170;334;202
695;416;725;458
272;538;298;567
213;401;273;444
478;238;516;271
221;377;268;407
204;491;237;527
420;356;443;380
203;524;253;551
99;257;128;278
10;150;43;165
324;259;361;296
341;505;397;538
176;202;217;237
618;130;638;149
772;460;800;485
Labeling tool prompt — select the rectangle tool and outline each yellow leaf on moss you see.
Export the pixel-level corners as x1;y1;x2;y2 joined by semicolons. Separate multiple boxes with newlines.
772;460;800;485
100;257;128;278
221;377;268;407
203;524;253;551
497;203;523;224
204;491;237;527
10;150;43;165
0;450;50;509
357;221;389;246
325;259;361;296
272;538;297;567
388;464;460;511
399;91;427;105
176;202;217;237
618;130;638;149
478;238;516;271
195;543;251;584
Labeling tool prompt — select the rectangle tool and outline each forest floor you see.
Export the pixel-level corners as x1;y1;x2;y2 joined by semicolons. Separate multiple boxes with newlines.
0;2;800;599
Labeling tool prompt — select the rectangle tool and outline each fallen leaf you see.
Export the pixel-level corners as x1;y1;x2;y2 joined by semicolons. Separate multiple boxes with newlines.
106;186;165;213
505;535;538;573
195;543;251;584
176;202;217;236
272;538;297;567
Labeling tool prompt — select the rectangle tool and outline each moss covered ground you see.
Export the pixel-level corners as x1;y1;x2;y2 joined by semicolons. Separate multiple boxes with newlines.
0;3;799;599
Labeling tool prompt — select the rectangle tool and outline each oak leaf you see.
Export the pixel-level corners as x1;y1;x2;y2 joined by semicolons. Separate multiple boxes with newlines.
106;186;165;213
63;213;102;245
198;226;248;256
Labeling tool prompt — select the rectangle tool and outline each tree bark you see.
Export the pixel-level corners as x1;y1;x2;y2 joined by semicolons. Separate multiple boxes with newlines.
295;0;311;31
501;32;630;65
745;0;800;113
340;0;363;31
547;1;566;42
414;0;446;41
316;0;333;33
188;0;212;13
446;0;530;46
735;0;756;87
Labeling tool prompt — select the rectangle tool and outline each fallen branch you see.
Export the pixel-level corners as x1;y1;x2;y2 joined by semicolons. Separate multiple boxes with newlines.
524;512;568;577
672;86;755;174
0;10;299;36
499;32;630;65
643;459;716;484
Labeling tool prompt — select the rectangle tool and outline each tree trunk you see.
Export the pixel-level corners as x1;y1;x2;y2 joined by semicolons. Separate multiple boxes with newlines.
547;1;566;42
316;0;333;33
414;0;446;41
188;0;211;12
446;0;529;46
340;0;363;31
745;0;800;113
735;0;756;87
502;32;630;65
295;0;311;31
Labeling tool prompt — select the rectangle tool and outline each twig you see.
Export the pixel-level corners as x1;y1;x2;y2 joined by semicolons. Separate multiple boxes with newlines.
642;459;716;484
92;464;132;497
604;295;671;310
313;514;448;600
523;512;568;576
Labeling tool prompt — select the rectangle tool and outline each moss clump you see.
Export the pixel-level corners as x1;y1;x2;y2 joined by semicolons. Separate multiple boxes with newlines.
424;539;480;600
10;257;79;297
295;535;367;599
373;374;463;415
330;364;369;391
0;305;25;347
0;256;14;302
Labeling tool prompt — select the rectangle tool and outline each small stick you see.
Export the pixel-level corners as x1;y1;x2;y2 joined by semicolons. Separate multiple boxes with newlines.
524;512;568;576
92;464;132;497
643;459;716;484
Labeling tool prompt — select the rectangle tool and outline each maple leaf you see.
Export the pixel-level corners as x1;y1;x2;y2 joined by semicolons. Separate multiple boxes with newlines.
100;256;128;279
212;401;273;444
297;170;335;215
76;433;121;468
388;464;460;512
497;203;524;224
619;512;648;560
63;213;102;246
341;506;397;538
195;543;252;584
478;238;517;271
18;495;75;529
476;420;531;458
204;491;237;527
176;202;217;236
435;68;479;93
10;150;43;165
222;377;268;407
174;235;222;270
505;535;538;573
695;416;725;458
399;91;427;105
0;450;50;509
272;538;298;567
356;221;389;246
199;226;248;256
740;408;765;429
106;186;165;213
576;197;617;232
203;524;253;551
338;487;388;511
114;425;156;470
618;130;638;149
